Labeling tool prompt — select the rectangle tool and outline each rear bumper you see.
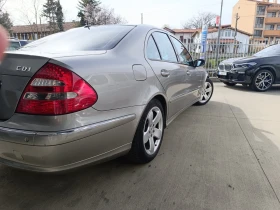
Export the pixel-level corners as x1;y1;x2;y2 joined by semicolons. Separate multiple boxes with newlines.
0;114;136;172
217;71;252;84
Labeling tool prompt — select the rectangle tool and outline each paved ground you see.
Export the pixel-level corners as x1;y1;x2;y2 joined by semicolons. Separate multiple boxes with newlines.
1;83;280;210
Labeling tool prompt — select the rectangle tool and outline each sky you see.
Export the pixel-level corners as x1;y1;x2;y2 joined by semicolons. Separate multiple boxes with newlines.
3;0;278;29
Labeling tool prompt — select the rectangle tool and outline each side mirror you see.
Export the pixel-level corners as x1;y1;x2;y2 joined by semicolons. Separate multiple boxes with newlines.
194;59;205;67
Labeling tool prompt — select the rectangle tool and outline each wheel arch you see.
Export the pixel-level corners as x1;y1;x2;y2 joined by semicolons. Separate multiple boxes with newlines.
153;95;167;127
139;93;168;128
254;66;277;83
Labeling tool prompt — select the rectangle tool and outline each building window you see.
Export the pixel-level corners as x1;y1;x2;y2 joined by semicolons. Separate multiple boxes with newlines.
265;24;275;30
254;30;263;37
257;6;266;15
255;18;264;28
255;17;264;28
184;39;186;43
180;36;183;42
224;30;232;37
277;25;280;30
267;12;276;17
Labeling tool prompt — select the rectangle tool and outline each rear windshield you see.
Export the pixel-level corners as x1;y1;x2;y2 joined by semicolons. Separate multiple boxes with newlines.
254;44;280;57
20;25;135;52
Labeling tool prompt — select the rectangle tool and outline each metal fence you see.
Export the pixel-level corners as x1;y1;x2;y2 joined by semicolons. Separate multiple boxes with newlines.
184;40;272;77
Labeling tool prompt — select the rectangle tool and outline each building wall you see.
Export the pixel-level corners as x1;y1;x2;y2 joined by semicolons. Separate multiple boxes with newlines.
232;0;257;35
192;29;250;54
173;33;193;44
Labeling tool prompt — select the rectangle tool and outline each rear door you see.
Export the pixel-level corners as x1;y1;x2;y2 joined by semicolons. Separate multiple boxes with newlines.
146;32;192;119
169;36;203;103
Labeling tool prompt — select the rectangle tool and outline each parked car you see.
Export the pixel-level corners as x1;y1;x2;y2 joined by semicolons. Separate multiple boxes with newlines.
0;25;213;172
7;39;21;51
217;44;280;91
19;40;30;47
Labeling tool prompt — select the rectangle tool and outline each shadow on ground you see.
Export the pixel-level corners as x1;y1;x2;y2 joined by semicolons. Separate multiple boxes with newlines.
223;83;280;95
0;101;280;210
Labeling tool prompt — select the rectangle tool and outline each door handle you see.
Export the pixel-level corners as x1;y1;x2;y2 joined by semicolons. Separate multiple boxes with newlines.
161;69;170;77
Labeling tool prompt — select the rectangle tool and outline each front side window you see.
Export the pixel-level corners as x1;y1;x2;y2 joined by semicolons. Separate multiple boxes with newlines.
152;32;177;63
146;36;161;60
170;36;192;65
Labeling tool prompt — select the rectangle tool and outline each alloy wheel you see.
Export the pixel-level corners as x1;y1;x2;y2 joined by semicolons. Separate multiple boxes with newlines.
143;107;163;155
255;71;273;91
200;81;213;103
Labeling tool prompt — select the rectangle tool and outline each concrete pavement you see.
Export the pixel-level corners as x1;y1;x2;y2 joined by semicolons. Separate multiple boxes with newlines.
0;83;280;210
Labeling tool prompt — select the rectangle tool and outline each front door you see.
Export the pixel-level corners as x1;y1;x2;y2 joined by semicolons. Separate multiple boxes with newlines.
146;32;192;119
169;36;203;105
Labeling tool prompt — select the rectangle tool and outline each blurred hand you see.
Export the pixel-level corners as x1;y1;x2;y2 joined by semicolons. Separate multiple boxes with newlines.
0;25;8;61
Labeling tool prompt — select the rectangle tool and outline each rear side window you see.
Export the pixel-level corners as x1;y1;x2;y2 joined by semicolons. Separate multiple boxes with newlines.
146;36;161;60
170;36;193;66
152;32;177;63
20;25;135;52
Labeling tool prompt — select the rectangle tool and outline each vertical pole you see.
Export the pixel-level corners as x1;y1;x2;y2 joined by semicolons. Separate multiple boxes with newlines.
215;0;224;68
234;13;240;54
141;13;143;24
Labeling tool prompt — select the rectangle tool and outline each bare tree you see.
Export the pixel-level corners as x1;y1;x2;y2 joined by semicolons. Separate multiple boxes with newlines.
85;4;126;25
183;12;217;29
18;0;43;39
0;0;7;11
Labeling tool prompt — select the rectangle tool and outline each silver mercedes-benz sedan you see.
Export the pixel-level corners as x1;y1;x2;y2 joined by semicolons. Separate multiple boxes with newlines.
0;25;213;172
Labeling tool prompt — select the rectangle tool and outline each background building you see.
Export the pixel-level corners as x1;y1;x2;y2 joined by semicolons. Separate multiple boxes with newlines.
164;25;252;54
192;25;252;54
11;22;77;40
232;0;280;44
163;27;197;44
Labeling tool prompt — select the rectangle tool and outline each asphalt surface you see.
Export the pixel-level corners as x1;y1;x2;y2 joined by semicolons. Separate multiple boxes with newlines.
1;82;280;210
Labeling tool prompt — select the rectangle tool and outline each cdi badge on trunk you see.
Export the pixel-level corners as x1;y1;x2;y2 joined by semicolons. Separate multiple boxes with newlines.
16;66;31;72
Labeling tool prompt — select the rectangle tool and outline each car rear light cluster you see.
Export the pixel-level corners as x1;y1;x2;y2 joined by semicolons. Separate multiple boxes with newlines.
16;63;98;115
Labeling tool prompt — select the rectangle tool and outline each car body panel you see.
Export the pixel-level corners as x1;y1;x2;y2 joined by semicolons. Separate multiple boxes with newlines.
0;25;207;172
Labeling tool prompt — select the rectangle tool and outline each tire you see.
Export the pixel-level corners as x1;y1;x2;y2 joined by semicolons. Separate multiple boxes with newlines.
251;69;274;92
223;82;236;86
127;99;165;163
195;78;214;106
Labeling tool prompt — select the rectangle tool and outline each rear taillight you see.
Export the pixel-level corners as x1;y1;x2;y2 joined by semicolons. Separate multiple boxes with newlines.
16;63;98;115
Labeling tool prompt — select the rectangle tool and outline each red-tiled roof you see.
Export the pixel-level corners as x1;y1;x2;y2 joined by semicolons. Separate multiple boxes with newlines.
171;29;198;33
11;22;78;33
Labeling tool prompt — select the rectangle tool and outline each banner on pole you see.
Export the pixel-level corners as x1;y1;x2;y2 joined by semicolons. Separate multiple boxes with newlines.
200;25;208;59
216;16;220;26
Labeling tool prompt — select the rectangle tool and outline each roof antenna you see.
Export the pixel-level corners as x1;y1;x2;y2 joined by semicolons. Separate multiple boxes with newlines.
84;20;90;30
